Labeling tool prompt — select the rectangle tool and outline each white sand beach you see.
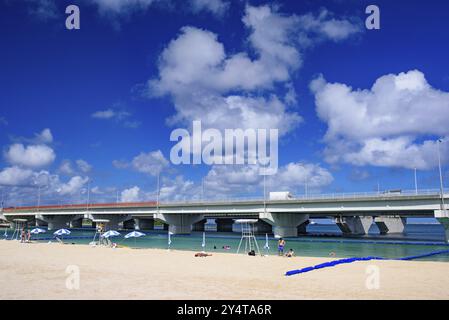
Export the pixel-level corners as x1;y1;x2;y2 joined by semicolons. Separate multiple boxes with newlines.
0;241;448;300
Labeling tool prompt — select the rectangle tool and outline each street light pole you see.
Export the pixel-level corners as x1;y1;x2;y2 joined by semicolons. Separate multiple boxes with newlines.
414;168;418;195
157;172;160;214
263;170;266;213
437;139;446;213
37;185;41;211
201;177;205;202
1;188;4;209
86;178;91;212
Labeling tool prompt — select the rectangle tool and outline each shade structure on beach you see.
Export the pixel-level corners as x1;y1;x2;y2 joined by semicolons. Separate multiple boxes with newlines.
124;231;145;239
264;233;270;250
102;230;120;238
124;231;145;248
30;228;46;234
201;232;206;250
53;229;71;236
168;231;173;248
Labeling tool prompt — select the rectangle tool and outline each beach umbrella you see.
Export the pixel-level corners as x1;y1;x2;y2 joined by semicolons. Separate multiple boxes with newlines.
53;229;71;236
264;233;270;255
124;231;145;239
53;228;70;241
168;231;173;249
264;233;270;249
30;228;46;234
201;232;206;251
102;230;120;238
124;231;145;247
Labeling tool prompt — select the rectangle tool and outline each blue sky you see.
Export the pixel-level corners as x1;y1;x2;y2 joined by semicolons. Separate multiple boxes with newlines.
0;0;449;205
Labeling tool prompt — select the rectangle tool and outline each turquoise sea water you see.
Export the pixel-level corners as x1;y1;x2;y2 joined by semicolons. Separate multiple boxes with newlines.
3;223;449;262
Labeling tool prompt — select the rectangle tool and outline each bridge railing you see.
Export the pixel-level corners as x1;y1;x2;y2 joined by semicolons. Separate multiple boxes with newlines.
159;188;447;205
3;188;448;210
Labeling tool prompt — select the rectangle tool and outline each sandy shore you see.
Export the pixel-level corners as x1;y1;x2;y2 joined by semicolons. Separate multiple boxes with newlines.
0;241;448;300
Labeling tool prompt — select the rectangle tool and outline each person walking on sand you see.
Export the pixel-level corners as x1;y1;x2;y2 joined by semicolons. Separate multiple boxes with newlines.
278;238;285;256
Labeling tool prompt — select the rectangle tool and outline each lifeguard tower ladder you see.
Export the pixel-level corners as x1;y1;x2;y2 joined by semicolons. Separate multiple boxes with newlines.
236;219;261;256
91;219;110;246
10;218;28;240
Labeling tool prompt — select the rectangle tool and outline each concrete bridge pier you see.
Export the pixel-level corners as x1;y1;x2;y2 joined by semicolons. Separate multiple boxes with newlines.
35;218;48;227
335;216;373;235
259;212;309;238
89;214;131;231
192;219;207;232
435;210;449;243
254;220;272;234
374;216;406;234
70;218;83;228
123;219;135;230
154;213;204;234
36;214;82;231
216;218;234;232
297;220;310;235
134;218;154;231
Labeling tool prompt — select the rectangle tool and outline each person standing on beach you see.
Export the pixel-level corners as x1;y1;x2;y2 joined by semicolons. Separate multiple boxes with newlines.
20;228;26;243
278;238;285;256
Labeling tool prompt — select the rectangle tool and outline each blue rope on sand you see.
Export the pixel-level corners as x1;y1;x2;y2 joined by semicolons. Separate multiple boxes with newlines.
285;249;449;276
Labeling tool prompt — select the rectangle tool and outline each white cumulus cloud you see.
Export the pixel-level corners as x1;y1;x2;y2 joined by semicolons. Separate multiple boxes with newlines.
190;0;229;17
149;5;360;140
311;70;449;169
0;166;34;187
5;144;56;169
121;186;142;202
57;176;89;196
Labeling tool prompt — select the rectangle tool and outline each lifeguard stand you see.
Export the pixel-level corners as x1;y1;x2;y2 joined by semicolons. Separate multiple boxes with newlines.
236;219;261;256
91;219;110;246
11;218;28;241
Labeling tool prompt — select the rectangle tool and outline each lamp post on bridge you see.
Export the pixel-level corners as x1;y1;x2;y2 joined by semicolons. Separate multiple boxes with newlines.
37;185;41;211
86;178;92;212
157;172;160;214
0;187;4;210
414;168;418;195
437;139;446;213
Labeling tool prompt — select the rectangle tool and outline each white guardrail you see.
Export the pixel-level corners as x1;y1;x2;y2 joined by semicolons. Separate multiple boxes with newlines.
3;188;448;209
162;188;448;204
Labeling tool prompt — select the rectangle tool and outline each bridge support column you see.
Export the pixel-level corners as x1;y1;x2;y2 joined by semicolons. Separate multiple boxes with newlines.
154;213;204;235
254;220;272;234
70;218;83;228
216;218;234;232
35;219;48;227
123;219;135;230
297;220;310;235
89;214;131;231
259;212;309;238
374;216;406;234
37;214;82;231
435;210;449;243
192;219;207;232
134;218;154;231
335;216;373;235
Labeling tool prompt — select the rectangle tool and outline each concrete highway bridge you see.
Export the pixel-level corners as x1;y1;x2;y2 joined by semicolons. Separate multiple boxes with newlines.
1;189;449;242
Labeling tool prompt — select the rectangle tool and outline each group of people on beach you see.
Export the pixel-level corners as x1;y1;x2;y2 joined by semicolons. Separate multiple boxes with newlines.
277;238;295;257
20;228;31;243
